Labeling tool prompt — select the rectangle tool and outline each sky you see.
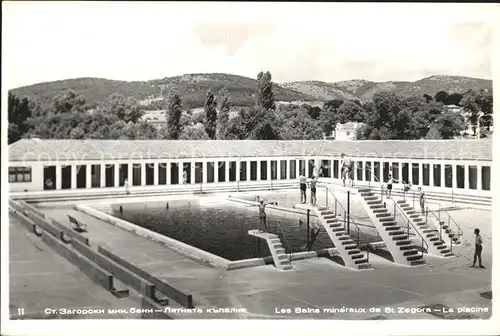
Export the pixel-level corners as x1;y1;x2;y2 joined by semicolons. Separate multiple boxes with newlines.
2;1;497;89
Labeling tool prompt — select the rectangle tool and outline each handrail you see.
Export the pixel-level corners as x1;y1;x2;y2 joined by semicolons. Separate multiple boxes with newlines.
392;201;429;258
423;205;460;253
324;185;371;262
272;220;295;263
443;209;464;239
356;167;386;201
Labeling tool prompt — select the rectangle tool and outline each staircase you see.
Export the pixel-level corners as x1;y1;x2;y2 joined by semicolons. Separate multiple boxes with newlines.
248;230;292;270
424;208;462;247
313;206;371;270
357;188;426;266
394;200;454;257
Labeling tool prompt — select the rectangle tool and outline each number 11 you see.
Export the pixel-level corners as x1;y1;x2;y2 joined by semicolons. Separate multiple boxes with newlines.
18;308;25;315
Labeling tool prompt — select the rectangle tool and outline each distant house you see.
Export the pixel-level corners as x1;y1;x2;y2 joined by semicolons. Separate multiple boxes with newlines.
325;122;366;141
142;110;167;128
444;104;463;114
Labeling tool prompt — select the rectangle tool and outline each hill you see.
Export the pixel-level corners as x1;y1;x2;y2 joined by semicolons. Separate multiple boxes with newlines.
281;75;492;102
9;73;317;109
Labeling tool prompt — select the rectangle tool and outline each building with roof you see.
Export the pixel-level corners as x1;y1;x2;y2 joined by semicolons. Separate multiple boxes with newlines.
325;122;367;141
8;139;492;197
141;110;167;128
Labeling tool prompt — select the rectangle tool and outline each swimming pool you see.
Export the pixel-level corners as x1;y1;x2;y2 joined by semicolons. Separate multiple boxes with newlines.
105;198;339;261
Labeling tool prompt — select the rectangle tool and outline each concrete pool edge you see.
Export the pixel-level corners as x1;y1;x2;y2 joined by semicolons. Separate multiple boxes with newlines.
74;204;340;271
75;204;232;269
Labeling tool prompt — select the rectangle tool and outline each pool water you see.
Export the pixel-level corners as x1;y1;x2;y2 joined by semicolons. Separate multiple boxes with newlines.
107;199;339;261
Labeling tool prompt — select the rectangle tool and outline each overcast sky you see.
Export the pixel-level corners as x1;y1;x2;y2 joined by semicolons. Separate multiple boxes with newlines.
2;2;496;89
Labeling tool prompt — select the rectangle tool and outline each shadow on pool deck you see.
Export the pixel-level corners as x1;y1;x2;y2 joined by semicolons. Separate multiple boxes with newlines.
10;204;493;320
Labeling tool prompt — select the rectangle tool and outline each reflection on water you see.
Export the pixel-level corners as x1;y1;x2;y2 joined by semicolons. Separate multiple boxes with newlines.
107;199;338;261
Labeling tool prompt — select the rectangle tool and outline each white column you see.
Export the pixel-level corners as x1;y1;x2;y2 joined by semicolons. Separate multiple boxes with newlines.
141;163;146;186
267;160;271;180
305;158;309;177
154;162;159;186
380;161;385;183
225;161;230;182
71;165;77;189
214;161;219;183
429;163;434;187
86;164;92;188
371;161;375;183
167;162;172;185
236;161;241;182
296;159;300;177
100;164;106;188
114;164;119;187
56;165;62;190
277;160;281;180
399;162;403;184
246;160;250;181
418;163;423;186
257;161;261;180
477;165;483;191
202;161;208;183
408;162;413;185
191;161;196;184
452;164;457;189
178;162;183;184
464;164;469;189
127;163;133;186
440;164;445;188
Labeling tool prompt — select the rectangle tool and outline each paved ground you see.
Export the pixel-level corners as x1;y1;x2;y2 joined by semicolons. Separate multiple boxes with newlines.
9;217;148;319
22;194;492;320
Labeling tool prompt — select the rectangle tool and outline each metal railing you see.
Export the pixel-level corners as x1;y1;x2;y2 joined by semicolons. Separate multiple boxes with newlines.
392;201;429;257
324;186;371;262
270;219;295;263
423;205;462;253
356;167;386;201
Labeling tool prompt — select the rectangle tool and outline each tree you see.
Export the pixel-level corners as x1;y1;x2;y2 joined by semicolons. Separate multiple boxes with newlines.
476;89;493;129
180;123;210;140
460;90;480;135
423;94;433;103
255;71;275;111
216;86;230;139
369;91;403;138
224;107;280;140
51;89;86;114
425;125;441;139
204;89;217;139
100;93;143;123
447;93;463;106
433;111;466;139
434;91;449;104
301;104;321;119
8;93;33;144
278;110;323;140
336;101;366;123
317;99;344;135
165;91;183;139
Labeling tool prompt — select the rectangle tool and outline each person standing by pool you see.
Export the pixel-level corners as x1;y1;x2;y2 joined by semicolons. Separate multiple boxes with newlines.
386;174;398;199
299;171;307;204
310;176;318;206
124;178;130;195
471;228;485;269
258;199;277;232
341;153;354;187
418;187;426;215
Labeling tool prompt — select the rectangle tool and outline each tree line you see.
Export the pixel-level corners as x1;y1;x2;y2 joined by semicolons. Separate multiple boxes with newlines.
8;71;493;144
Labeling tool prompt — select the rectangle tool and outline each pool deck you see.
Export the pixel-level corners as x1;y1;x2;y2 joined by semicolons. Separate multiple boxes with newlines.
9;192;493;320
8;217;144;319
